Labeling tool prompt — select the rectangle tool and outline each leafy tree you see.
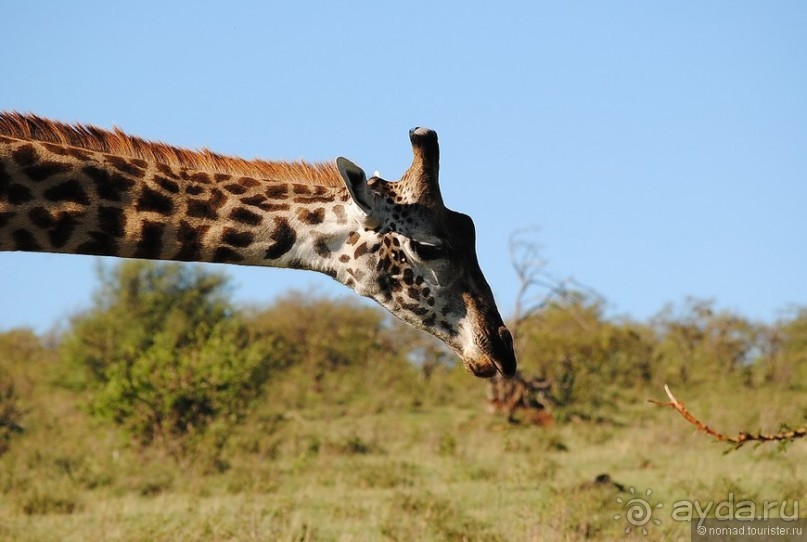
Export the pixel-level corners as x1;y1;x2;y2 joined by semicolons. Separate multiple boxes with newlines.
0;367;22;455
761;306;807;388
651;299;764;385
246;291;425;410
516;293;654;417
0;328;57;455
61;261;277;456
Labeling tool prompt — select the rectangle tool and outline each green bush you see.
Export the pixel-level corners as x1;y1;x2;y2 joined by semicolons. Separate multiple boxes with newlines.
0;368;23;455
651;299;764;385
0;328;56;455
246;291;428;412
516;293;654;417
60;261;279;456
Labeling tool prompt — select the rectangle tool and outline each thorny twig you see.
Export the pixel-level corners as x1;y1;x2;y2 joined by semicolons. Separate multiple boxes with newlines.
650;384;807;450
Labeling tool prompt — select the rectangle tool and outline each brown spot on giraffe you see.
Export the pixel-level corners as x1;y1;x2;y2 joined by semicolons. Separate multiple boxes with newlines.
347;268;365;281
264;217;296;260
156;163;175;177
0;212;14;228
154;175;180;194
187;188;226;219
134;220;166;259
265;184;287;199
185;184;205;196
136;186;174;214
313;236;331;258
239;194;267;208
229;207;262;226
346;231;360;245
43;180;91;205
246;198;290;213
238;176;260;188
222;228;254;248
24;161;72;182
106;155;145;177
0;162;10;190
12;228;40;250
189;172;212;184
265;203;291;212
296;207;325;225
47;212;81;248
84;166;136;202
97;206;126;237
224;182;248;195
354;242;369;259
11;144;37;167
174;221;210;262
42;142;90;160
213;246;244;263
76;231;119;256
66;148;93;161
331;204;347;224
6;183;33;205
28;207;55;229
292;195;331;204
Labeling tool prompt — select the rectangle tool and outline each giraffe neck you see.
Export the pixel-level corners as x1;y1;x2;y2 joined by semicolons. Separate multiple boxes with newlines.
0;114;521;379
0;133;364;283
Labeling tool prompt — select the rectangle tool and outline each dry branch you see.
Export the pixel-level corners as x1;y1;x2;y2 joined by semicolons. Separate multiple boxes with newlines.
650;384;807;449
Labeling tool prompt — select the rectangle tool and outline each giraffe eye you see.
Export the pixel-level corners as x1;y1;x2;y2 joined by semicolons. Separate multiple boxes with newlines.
411;240;444;261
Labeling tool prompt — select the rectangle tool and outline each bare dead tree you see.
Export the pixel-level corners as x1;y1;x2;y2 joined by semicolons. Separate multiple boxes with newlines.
488;228;603;421
651;385;807;449
508;227;603;346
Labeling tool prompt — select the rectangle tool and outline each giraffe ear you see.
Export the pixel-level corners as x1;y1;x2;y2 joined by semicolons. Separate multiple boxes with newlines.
336;157;376;216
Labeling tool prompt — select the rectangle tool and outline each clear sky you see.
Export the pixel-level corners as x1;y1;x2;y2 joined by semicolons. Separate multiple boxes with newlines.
1;2;805;332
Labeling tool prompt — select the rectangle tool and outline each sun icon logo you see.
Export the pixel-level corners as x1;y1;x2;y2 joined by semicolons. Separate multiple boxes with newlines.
613;487;664;536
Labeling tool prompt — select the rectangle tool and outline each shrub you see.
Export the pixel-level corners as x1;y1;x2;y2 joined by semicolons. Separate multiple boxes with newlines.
517;294;654;417
0;368;23;455
61;261;279;456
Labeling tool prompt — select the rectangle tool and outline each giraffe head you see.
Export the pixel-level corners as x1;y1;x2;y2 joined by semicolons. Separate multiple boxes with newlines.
335;128;516;378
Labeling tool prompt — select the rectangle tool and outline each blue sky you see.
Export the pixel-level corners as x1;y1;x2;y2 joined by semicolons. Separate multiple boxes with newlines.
1;2;805;332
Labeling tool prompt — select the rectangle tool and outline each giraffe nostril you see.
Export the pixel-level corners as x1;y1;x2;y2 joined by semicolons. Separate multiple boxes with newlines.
495;326;517;377
499;327;513;349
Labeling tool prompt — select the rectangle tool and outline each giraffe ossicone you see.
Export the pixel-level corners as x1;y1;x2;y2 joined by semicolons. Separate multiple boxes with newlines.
0;113;517;378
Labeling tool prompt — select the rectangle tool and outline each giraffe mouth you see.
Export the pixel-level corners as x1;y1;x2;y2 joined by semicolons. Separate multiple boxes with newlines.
465;359;500;379
464;326;518;379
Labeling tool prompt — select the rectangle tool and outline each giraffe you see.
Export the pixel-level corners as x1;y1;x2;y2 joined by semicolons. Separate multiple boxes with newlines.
0;113;516;378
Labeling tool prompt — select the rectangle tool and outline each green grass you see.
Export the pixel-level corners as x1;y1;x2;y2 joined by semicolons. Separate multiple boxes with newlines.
0;378;805;542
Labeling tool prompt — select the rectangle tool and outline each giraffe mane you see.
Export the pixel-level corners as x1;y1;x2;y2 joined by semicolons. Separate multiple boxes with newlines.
0;112;343;187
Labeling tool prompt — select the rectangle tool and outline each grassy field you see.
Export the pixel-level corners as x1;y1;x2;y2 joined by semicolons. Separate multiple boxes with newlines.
1;371;804;542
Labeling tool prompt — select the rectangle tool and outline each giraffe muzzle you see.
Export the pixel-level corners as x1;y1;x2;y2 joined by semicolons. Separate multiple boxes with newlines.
464;325;518;379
